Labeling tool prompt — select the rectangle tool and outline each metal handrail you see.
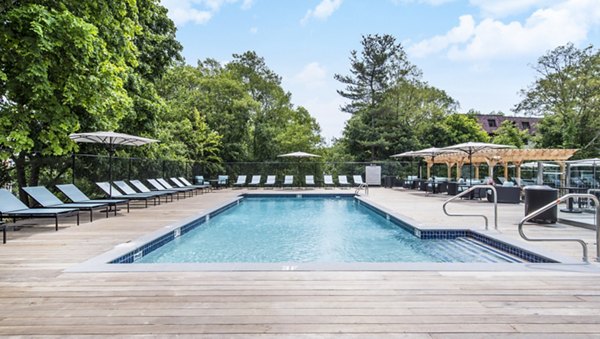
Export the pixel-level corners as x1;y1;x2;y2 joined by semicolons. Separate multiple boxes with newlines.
518;193;600;262
443;185;498;231
355;183;369;196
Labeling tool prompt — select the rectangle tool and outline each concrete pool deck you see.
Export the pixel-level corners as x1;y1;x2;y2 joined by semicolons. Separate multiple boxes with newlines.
1;186;600;336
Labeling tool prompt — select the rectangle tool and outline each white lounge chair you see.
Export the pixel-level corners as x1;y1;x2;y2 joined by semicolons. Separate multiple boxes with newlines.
338;175;350;188
353;175;364;186
248;175;261;189
283;175;294;189
264;175;276;189
305;175;315;189
323;175;334;188
233;175;247;189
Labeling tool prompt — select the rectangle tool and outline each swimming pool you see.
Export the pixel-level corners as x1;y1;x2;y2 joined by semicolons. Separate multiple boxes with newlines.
106;194;557;267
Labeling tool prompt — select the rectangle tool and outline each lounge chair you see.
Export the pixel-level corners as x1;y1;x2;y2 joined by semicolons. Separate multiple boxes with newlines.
115;180;173;202
194;176;209;185
264;175;276;189
170;177;204;195
0;188;79;231
323;175;335;188
217;175;229;189
56;184;130;214
353;175;364;186
283;175;294;189
128;180;174;202
305;175;315;189
233;175;247;189
248;175;261;189
146;179;190;199
179;177;211;192
22;186;109;222
338;175;350;188
96;182;159;208
157;178;195;197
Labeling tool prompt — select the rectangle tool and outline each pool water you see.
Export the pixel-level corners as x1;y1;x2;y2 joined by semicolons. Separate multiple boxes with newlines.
138;197;517;263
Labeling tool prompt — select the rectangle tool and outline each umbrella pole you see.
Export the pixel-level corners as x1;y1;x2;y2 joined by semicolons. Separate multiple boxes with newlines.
108;142;114;196
469;152;473;184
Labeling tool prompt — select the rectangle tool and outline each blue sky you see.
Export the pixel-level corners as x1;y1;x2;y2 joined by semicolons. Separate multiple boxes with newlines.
161;0;600;141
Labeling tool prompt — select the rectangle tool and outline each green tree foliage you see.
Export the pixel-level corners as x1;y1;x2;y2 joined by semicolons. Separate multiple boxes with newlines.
0;1;182;198
0;4;132;196
421;113;490;147
335;34;420;115
226;51;322;160
335;34;458;161
340;78;458;161
516;43;600;157
492;120;529;148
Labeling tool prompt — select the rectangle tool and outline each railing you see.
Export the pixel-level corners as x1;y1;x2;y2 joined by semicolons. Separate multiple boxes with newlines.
519;193;599;262
443;185;498;231
355;183;369;196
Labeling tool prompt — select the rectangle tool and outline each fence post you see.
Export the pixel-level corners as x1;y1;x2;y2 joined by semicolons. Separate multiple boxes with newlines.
71;153;76;184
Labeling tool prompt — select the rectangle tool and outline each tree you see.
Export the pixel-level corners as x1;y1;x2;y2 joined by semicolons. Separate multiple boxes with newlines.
0;1;182;199
492;120;529;148
515;43;600;157
0;4;132;198
226;51;322;160
421;113;490;147
335;34;422;160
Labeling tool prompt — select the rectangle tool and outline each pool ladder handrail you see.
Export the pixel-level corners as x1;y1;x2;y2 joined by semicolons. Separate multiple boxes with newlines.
443;185;498;231
355;183;369;196
519;193;600;263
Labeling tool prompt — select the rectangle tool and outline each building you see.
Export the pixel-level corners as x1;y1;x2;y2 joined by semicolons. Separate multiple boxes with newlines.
474;114;540;136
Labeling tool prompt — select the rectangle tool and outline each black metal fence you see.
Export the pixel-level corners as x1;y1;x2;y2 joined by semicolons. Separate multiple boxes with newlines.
2;154;432;196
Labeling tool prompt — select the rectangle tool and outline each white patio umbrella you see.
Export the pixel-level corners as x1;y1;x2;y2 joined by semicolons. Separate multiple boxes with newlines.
391;147;457;178
277;151;321;158
277;152;321;183
441;142;514;184
69;131;159;194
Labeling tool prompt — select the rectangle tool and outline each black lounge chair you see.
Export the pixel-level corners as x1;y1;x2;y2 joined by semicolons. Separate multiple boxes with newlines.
0;188;79;231
170;177;206;194
22;186;109;222
338;175;350;189
96;182;159;208
147;178;193;198
128;180;174;202
323;175;335;188
114;180;170;202
179;177;211;192
157;178;195;196
56;184;130;214
233;175;247;189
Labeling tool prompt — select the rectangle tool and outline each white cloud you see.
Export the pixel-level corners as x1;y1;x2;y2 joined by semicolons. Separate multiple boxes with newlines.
301;0;343;25
161;0;254;26
408;0;600;61
469;0;561;18
249;26;258;34
392;0;454;6
293;62;328;87
409;15;475;57
283;63;346;141
241;0;254;10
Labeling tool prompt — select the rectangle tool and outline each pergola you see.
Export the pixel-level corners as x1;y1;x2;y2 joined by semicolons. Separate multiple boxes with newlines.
428;148;578;185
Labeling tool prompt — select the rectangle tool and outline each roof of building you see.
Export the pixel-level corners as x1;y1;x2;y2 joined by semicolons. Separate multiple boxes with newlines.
474;114;541;134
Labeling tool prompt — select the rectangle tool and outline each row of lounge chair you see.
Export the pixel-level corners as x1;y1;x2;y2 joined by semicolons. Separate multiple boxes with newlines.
0;177;210;243
229;174;365;188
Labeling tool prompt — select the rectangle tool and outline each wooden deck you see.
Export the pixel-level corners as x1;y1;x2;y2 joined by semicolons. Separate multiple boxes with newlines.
1;187;600;337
